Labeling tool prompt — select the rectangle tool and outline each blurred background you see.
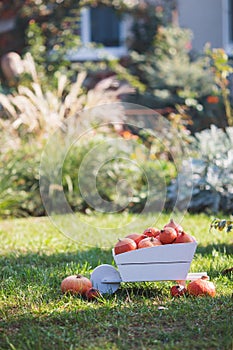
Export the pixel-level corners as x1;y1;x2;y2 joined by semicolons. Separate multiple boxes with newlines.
0;0;233;218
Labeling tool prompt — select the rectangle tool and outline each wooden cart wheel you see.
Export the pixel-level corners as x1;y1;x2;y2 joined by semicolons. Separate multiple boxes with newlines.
90;264;121;294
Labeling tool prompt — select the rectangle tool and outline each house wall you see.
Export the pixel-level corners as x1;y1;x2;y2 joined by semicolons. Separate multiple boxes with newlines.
177;0;223;52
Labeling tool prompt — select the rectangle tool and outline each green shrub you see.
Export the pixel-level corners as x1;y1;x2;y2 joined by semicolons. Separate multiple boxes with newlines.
168;125;233;214
0;145;42;217
126;26;233;133
24;20;81;88
62;135;177;214
0;134;177;218
129;26;215;108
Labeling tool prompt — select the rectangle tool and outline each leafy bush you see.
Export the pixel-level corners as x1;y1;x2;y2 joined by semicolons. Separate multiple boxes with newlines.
62;135;177;214
129;26;215;108
24;20;81;88
168;125;233;214
205;47;233;127
0;134;177;217
126;26;233;134
23;20;144;95
0;145;42;217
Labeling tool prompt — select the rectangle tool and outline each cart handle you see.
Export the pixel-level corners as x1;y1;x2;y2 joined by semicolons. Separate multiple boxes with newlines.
101;276;122;284
186;272;208;280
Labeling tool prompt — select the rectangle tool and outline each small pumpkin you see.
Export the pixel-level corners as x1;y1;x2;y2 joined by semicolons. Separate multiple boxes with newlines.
143;227;160;238
187;276;216;297
125;233;147;247
85;287;102;301
114;238;137;255
138;237;162;249
174;231;195;244
170;285;187;297
158;227;177;244
61;274;92;295
163;219;183;235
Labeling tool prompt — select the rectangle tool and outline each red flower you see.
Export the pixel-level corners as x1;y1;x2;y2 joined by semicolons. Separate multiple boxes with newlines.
206;95;219;104
121;131;138;140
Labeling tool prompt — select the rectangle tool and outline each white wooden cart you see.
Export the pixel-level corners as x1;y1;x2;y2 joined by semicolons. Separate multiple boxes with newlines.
91;242;207;294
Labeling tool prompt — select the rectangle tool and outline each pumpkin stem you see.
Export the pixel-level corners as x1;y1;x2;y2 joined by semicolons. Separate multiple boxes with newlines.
201;275;209;280
76;274;83;279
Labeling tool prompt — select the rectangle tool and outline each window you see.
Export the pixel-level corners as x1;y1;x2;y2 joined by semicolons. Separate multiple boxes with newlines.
90;6;120;47
229;0;233;42
69;6;130;61
222;0;233;55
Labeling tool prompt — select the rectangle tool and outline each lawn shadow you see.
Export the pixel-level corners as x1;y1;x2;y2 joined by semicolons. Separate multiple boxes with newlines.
1;246;113;269
1;242;232;305
0;247;114;302
1;293;232;350
1;246;173;305
196;242;233;255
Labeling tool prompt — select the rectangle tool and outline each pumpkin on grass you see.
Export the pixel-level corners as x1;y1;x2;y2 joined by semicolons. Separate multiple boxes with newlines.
61;274;92;295
170;284;187;297
187;276;216;297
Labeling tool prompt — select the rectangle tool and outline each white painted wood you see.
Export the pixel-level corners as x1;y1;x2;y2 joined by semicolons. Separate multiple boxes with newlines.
186;272;208;280
112;242;198;283
91;244;207;292
80;7;91;44
69;46;128;61
91;264;121;294
118;262;192;282
113;242;197;265
222;0;233;54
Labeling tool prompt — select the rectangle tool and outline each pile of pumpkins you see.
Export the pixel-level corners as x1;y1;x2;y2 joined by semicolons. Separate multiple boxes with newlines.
114;219;195;255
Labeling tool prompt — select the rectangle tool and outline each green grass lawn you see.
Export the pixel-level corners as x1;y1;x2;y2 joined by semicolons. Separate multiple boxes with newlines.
0;213;232;350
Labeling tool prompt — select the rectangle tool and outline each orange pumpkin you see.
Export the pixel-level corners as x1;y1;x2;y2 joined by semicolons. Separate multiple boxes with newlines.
158;227;177;244
187;276;216;297
114;238;137;255
163;218;183;235
143;227;160;238
85;287;102;301
170;285;187;297
138;237;162;249
125;233;147;247
174;231;195;243
61;274;92;295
